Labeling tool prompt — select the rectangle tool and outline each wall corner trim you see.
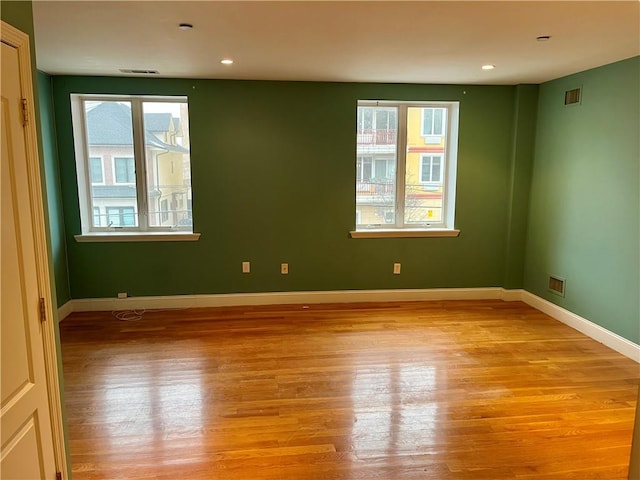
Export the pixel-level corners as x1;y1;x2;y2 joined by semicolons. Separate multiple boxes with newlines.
58;287;639;363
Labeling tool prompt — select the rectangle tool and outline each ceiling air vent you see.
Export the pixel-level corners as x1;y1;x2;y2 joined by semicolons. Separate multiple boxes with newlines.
119;69;159;75
564;87;581;106
548;275;565;297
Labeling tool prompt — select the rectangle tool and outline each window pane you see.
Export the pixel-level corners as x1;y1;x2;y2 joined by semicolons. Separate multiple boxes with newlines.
423;109;433;135
114;157;135;183
432;157;442;182
362;157;372;181
89;157;103;183
356;106;397;226
406;108;445;224
92;207;101;227
143;101;193;229
421;157;431;183
433;109;444;135
84;100;138;227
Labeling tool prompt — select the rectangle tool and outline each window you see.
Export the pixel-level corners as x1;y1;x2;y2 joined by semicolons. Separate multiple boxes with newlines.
160;199;169;223
71;95;195;237
106;206;136;227
93;206;101;227
420;155;443;184
89;157;103;184
113;157;135;184
422;108;445;136
354;101;459;234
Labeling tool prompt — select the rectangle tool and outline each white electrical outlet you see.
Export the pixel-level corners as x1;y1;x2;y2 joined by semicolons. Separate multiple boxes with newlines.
117;292;127;299
242;261;251;273
393;263;401;275
281;263;289;275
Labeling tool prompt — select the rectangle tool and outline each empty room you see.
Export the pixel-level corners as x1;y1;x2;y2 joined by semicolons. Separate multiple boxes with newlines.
1;1;639;479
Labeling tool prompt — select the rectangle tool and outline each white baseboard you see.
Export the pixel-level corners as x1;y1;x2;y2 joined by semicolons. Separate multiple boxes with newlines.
57;300;73;322
57;287;639;363
520;291;640;363
65;287;505;313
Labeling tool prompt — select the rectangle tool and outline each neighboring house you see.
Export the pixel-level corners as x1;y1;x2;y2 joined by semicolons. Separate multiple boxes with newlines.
86;101;191;228
356;106;445;226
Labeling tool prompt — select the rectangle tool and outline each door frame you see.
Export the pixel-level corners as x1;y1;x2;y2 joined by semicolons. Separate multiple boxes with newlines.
1;20;68;477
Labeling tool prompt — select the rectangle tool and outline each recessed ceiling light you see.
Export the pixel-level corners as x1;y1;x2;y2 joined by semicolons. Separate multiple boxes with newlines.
220;59;234;65
178;23;193;30
482;64;495;70
536;35;551;41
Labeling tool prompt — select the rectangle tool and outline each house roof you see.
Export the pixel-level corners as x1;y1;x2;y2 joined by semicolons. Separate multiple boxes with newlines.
86;102;188;153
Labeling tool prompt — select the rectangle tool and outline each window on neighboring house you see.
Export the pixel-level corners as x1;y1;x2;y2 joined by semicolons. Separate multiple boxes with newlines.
71;95;194;236
114;157;135;184
422;108;446;136
160;199;169;223
355;101;459;232
89;157;103;184
93;206;101;227
106;206;136;227
420;155;443;184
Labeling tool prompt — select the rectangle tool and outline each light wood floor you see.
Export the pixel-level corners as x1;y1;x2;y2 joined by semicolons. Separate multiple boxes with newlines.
59;300;639;479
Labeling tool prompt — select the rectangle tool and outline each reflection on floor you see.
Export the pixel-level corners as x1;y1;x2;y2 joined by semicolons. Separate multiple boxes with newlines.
60;300;639;479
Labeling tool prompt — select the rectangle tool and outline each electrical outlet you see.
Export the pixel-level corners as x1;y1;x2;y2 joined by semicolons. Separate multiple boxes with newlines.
117;292;127;299
242;261;251;273
281;263;289;275
393;263;401;275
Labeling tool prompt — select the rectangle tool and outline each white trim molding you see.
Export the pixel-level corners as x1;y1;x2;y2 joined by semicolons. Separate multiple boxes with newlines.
57;301;74;322
520;291;640;363
57;287;639;363
62;287;505;313
350;229;460;238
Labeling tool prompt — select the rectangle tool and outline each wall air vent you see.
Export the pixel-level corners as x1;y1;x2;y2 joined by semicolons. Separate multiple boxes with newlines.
548;275;566;297
119;69;160;75
564;87;581;106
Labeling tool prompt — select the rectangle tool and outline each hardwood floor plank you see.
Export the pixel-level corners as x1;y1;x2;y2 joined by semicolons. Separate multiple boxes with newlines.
60;300;639;479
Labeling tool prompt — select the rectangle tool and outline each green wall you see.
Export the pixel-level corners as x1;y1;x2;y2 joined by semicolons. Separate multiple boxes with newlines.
38;71;71;306
524;57;640;344
52;77;525;298
504;85;538;288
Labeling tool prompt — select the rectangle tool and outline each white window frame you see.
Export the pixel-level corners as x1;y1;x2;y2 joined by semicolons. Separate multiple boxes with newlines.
112;156;135;185
419;154;443;185
89;156;105;185
352;100;460;238
71;94;200;241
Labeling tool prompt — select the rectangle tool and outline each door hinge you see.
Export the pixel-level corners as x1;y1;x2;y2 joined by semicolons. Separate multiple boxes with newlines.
56;472;63;480
21;98;28;126
39;297;46;323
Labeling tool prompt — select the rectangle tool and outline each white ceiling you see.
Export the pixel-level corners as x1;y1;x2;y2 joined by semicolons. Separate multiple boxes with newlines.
32;1;640;85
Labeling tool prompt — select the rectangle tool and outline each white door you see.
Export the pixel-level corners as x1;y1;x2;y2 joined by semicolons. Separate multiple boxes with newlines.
1;39;58;479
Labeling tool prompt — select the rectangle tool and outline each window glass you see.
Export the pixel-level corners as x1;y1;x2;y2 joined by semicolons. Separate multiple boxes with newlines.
355;106;398;227
89;157;103;184
73;95;193;233
356;101;458;230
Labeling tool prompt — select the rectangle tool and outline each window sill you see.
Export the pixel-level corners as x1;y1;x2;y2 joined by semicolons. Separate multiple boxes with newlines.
350;229;460;239
75;232;201;243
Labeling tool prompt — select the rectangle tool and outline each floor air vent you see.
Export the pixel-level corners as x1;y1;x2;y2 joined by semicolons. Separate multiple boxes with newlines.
548;275;565;297
564;88;581;106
